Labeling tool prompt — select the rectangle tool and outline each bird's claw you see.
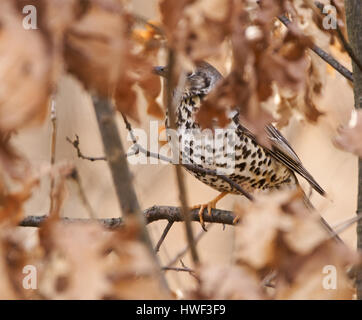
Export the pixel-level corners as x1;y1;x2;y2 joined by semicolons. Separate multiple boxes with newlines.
192;201;216;231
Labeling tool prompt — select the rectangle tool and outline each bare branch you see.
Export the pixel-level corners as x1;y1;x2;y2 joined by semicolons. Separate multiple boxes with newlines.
182;164;253;201
66;135;106;161
333;212;362;235
166;228;209;268
162;266;195;273
120;113;173;163
162;266;199;281
19;205;362;241
68;168;96;219
278;14;354;82
345;0;362;299
314;1;362;72
164;49;200;265
49;98;57;213
91;95;169;292
19;206;236;228
155;221;174;252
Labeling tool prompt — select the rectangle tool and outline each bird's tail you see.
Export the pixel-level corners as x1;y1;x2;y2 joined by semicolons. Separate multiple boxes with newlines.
298;184;344;244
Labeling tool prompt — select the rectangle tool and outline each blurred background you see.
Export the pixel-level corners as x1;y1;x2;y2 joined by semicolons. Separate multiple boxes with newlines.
14;0;357;292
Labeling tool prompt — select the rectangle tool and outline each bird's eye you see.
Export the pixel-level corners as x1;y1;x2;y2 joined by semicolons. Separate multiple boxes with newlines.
186;72;194;78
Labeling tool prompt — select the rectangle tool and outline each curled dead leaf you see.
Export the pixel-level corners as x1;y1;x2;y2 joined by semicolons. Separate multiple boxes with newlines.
334;110;362;157
0;1;53;132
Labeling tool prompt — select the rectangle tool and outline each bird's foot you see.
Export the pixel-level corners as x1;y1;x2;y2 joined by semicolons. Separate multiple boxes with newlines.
190;192;228;231
190;202;214;231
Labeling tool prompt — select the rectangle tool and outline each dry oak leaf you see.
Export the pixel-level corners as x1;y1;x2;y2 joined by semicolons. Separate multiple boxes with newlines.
0;225;43;299
64;2;127;97
0;240;20;299
37;220;168;299
234;190;357;299
159;0;196;45
188;264;265;300
334;110;362;157
0;0;53;132
135;60;163;120
274;240;356;300
233;192;290;270
176;0;233;62
233;190;345;269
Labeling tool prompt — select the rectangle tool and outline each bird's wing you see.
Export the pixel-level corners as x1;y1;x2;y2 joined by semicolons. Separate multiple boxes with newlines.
264;124;325;196
232;113;326;196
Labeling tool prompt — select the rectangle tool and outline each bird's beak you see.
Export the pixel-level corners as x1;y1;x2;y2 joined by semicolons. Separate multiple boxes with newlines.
153;65;168;77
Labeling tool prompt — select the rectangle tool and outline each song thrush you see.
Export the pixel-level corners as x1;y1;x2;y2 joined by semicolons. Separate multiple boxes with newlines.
154;61;339;240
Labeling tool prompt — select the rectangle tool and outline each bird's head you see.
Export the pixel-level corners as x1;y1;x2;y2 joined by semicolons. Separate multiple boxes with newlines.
153;61;223;98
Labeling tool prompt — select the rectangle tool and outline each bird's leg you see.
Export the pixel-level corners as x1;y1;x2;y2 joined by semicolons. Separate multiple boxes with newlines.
191;192;229;231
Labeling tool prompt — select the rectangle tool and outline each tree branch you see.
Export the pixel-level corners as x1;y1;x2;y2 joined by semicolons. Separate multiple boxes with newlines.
155;221;174;252
164;49;200;265
162;266;199;281
278;14;354;82
166;228;208;268
68;168;96;219
66;135;106;161
91;95;169;292
49;98;57;213
20;206;362;242
314;1;362;73
19;206;236;228
345;0;362;300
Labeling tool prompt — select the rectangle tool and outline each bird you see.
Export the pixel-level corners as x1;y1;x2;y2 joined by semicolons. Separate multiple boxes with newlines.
154;61;341;241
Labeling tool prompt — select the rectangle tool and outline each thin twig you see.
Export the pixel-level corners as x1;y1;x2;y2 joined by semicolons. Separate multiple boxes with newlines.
314;1;362;72
162;266;195;273
68;168;96;219
164;49;200;265
155;221;174;252
165;259;200;281
120;113;173;163
166;227;209;268
162;266;199;281
91;95;170;292
278;15;354;82
68;130;253;200
333;212;362;237
182;164;253;201
66;135;106;161
49;99;57;213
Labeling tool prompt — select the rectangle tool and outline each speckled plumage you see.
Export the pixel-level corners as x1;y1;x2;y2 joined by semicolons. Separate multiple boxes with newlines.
175;92;297;195
158;62;325;198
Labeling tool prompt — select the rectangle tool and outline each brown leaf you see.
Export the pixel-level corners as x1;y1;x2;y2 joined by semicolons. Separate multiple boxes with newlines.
138;71;163;119
0;1;53;132
37;220;169;299
159;0;196;45
64;2;127;96
189;264;265;300
275;240;356;300
114;74;139;121
234;190;357;299
334;110;362;157
276;95;293;129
